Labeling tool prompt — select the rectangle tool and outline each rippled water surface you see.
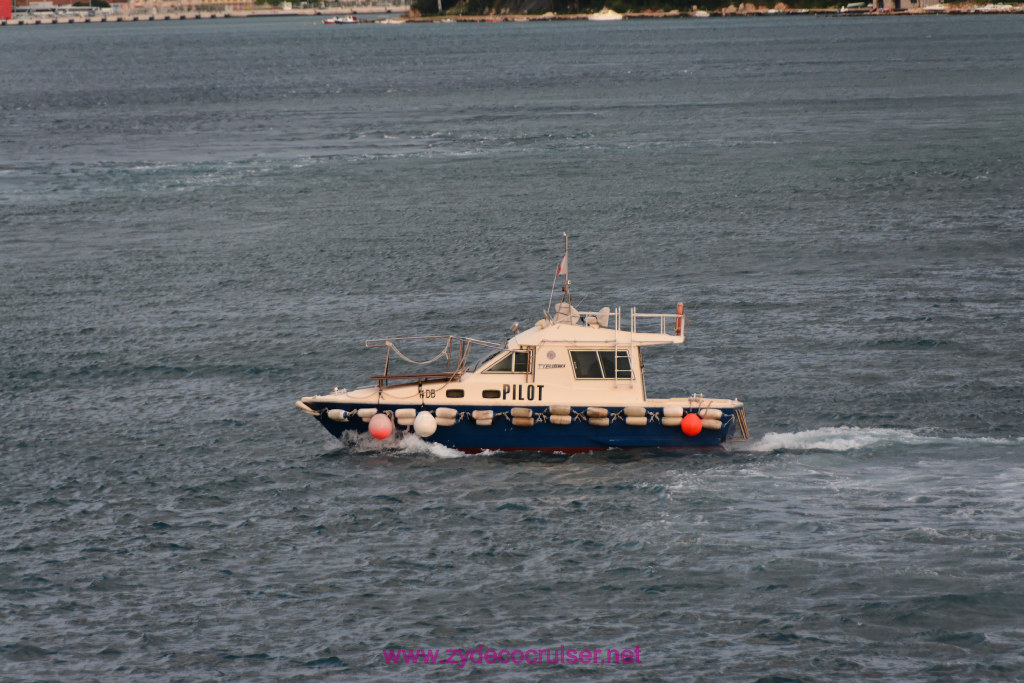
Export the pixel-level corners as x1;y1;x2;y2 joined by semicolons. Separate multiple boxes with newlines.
2;15;1023;681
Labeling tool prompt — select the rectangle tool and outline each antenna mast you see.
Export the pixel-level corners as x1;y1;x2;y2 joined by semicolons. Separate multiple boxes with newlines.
546;233;571;317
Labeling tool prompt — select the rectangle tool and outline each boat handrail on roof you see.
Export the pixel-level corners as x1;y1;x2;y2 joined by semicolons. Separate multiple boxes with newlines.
552;305;684;339
631;310;685;338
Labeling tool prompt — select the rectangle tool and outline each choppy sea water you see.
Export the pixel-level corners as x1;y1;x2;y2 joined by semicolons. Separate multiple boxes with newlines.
2;15;1023;681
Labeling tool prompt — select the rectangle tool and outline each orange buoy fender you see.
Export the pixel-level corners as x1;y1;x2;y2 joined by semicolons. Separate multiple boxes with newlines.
674;302;684;336
681;412;702;437
368;413;393;439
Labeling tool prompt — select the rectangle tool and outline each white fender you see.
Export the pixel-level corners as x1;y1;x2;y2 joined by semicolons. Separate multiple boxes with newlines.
395;408;417;426
413;411;437;437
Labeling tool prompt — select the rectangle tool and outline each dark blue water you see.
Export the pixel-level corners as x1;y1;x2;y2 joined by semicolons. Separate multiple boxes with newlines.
2;15;1023;681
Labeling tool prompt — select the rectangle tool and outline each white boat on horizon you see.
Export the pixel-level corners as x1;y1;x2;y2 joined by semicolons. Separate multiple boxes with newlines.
588;7;624;20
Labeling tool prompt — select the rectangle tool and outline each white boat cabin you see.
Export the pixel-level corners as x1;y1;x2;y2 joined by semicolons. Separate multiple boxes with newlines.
312;301;736;412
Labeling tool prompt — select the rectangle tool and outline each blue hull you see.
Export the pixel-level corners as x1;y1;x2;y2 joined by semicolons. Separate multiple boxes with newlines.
309;403;739;453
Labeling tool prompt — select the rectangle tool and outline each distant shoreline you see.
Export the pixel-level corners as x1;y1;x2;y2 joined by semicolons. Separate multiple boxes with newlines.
1;8;403;26
401;4;1024;20
4;3;1023;26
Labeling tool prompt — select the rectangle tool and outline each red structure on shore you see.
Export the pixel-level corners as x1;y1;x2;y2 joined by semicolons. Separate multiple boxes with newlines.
1;0;12;21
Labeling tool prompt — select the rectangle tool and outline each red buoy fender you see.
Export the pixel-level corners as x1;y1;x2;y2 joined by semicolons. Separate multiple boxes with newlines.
681;412;702;437
368;413;393;440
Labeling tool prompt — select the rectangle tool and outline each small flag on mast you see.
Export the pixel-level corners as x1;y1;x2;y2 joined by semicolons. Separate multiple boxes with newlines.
556;252;568;277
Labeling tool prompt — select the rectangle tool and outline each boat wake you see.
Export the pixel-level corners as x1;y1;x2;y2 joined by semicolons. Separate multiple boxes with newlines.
746;426;1022;453
325;426;1022;460
398;434;475;459
328;430;474;459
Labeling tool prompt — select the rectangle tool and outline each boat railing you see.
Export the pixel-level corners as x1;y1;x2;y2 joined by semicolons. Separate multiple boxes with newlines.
631;309;685;338
365;335;502;387
566;307;684;338
568;307;621;329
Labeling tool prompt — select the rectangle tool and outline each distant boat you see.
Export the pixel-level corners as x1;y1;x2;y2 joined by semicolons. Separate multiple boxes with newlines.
588;7;624;20
322;15;359;24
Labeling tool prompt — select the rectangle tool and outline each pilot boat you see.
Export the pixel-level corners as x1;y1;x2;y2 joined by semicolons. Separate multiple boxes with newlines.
296;240;748;453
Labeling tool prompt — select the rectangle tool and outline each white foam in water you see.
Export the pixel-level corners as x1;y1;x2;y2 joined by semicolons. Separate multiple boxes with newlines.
398;434;475;460
332;429;477;459
330;425;1021;457
749;427;927;452
748;426;1022;453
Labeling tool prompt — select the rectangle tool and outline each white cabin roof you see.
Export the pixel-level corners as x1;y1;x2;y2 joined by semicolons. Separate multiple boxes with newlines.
505;306;685;350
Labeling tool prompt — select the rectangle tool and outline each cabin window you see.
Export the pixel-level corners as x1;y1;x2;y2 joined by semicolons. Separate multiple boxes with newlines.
446;389;464;398
569;350;632;380
483;350;530;374
482;389;501;399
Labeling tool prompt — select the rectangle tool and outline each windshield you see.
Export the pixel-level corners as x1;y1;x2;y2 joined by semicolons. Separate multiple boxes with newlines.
470;348;506;372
